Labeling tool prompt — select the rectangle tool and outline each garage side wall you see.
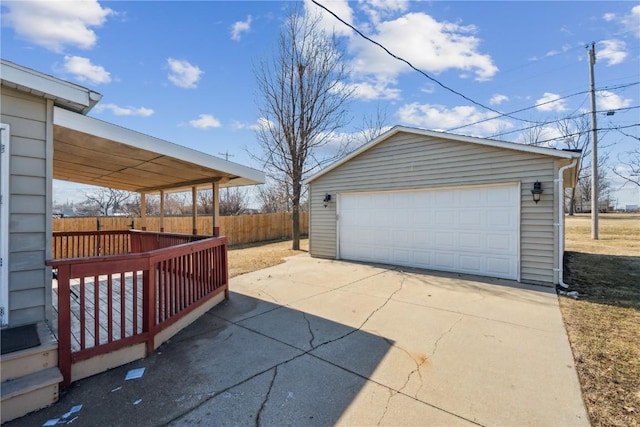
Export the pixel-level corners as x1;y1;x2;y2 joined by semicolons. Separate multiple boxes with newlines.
309;132;558;285
1;86;49;325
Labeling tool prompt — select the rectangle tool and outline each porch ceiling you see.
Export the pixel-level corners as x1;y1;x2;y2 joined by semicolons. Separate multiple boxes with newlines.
53;106;264;193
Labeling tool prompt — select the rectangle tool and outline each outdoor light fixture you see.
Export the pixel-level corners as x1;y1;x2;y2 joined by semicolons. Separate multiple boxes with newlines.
531;181;543;204
323;193;332;208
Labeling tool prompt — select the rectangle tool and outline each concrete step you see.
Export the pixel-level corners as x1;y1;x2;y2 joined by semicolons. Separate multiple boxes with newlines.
1;322;58;382
1;366;63;423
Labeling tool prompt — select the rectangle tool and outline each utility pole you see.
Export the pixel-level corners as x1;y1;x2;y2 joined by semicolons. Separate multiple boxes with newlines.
588;42;599;239
218;151;234;200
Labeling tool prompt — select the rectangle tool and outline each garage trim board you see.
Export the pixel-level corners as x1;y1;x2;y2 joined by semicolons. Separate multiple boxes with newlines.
337;182;521;281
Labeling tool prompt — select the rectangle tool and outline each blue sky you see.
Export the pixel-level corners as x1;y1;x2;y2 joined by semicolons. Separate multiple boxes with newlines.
1;0;639;207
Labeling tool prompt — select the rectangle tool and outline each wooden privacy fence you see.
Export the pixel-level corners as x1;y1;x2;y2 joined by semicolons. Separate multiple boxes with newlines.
53;212;309;246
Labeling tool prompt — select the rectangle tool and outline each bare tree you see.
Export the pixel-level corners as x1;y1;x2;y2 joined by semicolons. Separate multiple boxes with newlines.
76;188;132;216
612;147;640;188
253;7;353;250
257;178;291;213
359;105;389;145
219;187;248;216
555;117;591;215
198;190;214;215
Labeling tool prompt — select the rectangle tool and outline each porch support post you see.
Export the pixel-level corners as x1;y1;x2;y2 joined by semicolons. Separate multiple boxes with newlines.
212;182;220;236
140;192;147;231
192;186;198;235
160;190;165;232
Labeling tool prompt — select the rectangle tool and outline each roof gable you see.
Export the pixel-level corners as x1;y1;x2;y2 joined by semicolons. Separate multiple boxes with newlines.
305;126;582;184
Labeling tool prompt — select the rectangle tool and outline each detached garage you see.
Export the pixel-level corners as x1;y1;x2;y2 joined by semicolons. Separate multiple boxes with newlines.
305;126;581;286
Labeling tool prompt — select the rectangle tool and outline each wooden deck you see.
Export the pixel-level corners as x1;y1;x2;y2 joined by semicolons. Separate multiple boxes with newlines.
52;273;144;353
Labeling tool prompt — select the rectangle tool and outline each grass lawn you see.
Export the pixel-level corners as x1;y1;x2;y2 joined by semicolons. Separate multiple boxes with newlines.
562;213;640;427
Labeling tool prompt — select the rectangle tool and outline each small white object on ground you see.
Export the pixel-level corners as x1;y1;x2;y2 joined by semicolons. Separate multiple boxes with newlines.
125;368;145;380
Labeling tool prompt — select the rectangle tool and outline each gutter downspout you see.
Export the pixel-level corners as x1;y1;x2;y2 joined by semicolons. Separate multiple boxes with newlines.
555;158;579;289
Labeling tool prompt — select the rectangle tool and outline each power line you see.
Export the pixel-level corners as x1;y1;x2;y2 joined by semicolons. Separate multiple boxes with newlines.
447;81;639;133
489;105;640;139
311;0;639;138
529;123;639;147
310;0;541;125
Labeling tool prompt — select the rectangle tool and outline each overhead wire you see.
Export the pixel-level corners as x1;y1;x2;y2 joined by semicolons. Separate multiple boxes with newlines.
310;0;543;125
311;0;639;140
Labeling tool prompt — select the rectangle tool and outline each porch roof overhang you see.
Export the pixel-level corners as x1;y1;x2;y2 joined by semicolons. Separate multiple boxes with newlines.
53;106;264;193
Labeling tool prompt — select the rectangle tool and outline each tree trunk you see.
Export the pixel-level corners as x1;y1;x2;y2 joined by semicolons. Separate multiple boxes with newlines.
292;206;300;250
569;187;576;216
291;180;301;250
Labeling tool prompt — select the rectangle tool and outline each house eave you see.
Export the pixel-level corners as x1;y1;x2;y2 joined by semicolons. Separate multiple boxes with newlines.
1;58;102;114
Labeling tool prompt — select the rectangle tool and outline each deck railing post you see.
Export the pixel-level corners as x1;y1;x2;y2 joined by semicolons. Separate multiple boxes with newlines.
143;259;156;355
57;263;72;388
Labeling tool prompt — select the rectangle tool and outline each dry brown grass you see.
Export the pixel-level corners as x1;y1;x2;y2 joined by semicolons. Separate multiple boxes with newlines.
227;238;309;278
561;214;640;427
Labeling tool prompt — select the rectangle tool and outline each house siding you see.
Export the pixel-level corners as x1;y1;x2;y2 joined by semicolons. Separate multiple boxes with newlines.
1;86;49;325
308;131;560;285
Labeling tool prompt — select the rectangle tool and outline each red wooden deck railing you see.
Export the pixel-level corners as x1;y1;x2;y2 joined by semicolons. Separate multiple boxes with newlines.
48;230;228;387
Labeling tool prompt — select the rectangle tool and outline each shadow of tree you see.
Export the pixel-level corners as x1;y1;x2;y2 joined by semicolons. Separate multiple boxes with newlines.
564;251;640;310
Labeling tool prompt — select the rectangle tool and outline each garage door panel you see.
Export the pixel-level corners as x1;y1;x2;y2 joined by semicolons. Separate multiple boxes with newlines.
435;210;455;226
459;232;483;250
459;254;483;272
338;184;519;280
459;209;483;227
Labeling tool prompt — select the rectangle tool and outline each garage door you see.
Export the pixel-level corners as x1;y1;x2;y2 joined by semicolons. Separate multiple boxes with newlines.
338;184;519;280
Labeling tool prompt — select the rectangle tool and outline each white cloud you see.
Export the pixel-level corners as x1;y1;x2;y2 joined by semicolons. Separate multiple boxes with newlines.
93;103;154;117
489;94;509;105
397;103;513;136
341;80;401;101
348;12;498;82
231;15;252;41
189;114;221;129
2;0;113;52
167;58;203;88
603;12;616;22
63;55;111;84
358;0;409;26
305;0;354;37
598;39;627;66
597;90;632;111
621;5;640;38
535;93;568;112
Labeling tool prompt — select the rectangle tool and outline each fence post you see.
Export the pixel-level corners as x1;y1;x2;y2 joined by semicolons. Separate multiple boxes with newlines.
56;263;72;388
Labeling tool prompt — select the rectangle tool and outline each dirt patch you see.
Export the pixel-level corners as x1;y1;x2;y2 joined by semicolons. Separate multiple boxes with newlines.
562;214;640;426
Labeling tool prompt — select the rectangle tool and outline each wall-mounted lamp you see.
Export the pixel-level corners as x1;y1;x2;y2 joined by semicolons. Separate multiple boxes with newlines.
531;181;543;204
323;193;332;208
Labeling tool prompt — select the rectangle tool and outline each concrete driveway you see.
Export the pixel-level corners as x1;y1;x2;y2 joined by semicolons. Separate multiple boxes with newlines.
9;255;589;426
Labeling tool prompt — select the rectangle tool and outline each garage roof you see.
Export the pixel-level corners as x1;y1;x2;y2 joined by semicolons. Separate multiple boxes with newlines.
1;58;264;193
305;125;581;185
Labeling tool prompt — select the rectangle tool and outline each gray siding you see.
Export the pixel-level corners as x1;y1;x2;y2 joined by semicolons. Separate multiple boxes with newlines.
308;132;560;285
1;86;49;325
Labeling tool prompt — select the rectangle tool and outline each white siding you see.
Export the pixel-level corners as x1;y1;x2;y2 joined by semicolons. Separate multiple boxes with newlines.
308;132;559;285
1;86;49;325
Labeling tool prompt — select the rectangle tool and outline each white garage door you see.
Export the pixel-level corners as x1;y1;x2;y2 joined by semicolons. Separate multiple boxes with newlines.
338;184;519;280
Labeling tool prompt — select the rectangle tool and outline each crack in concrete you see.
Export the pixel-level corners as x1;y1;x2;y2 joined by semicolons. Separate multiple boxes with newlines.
256;366;278;427
302;312;315;349
377;388;395;426
413;315;464;399
258;289;278;303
